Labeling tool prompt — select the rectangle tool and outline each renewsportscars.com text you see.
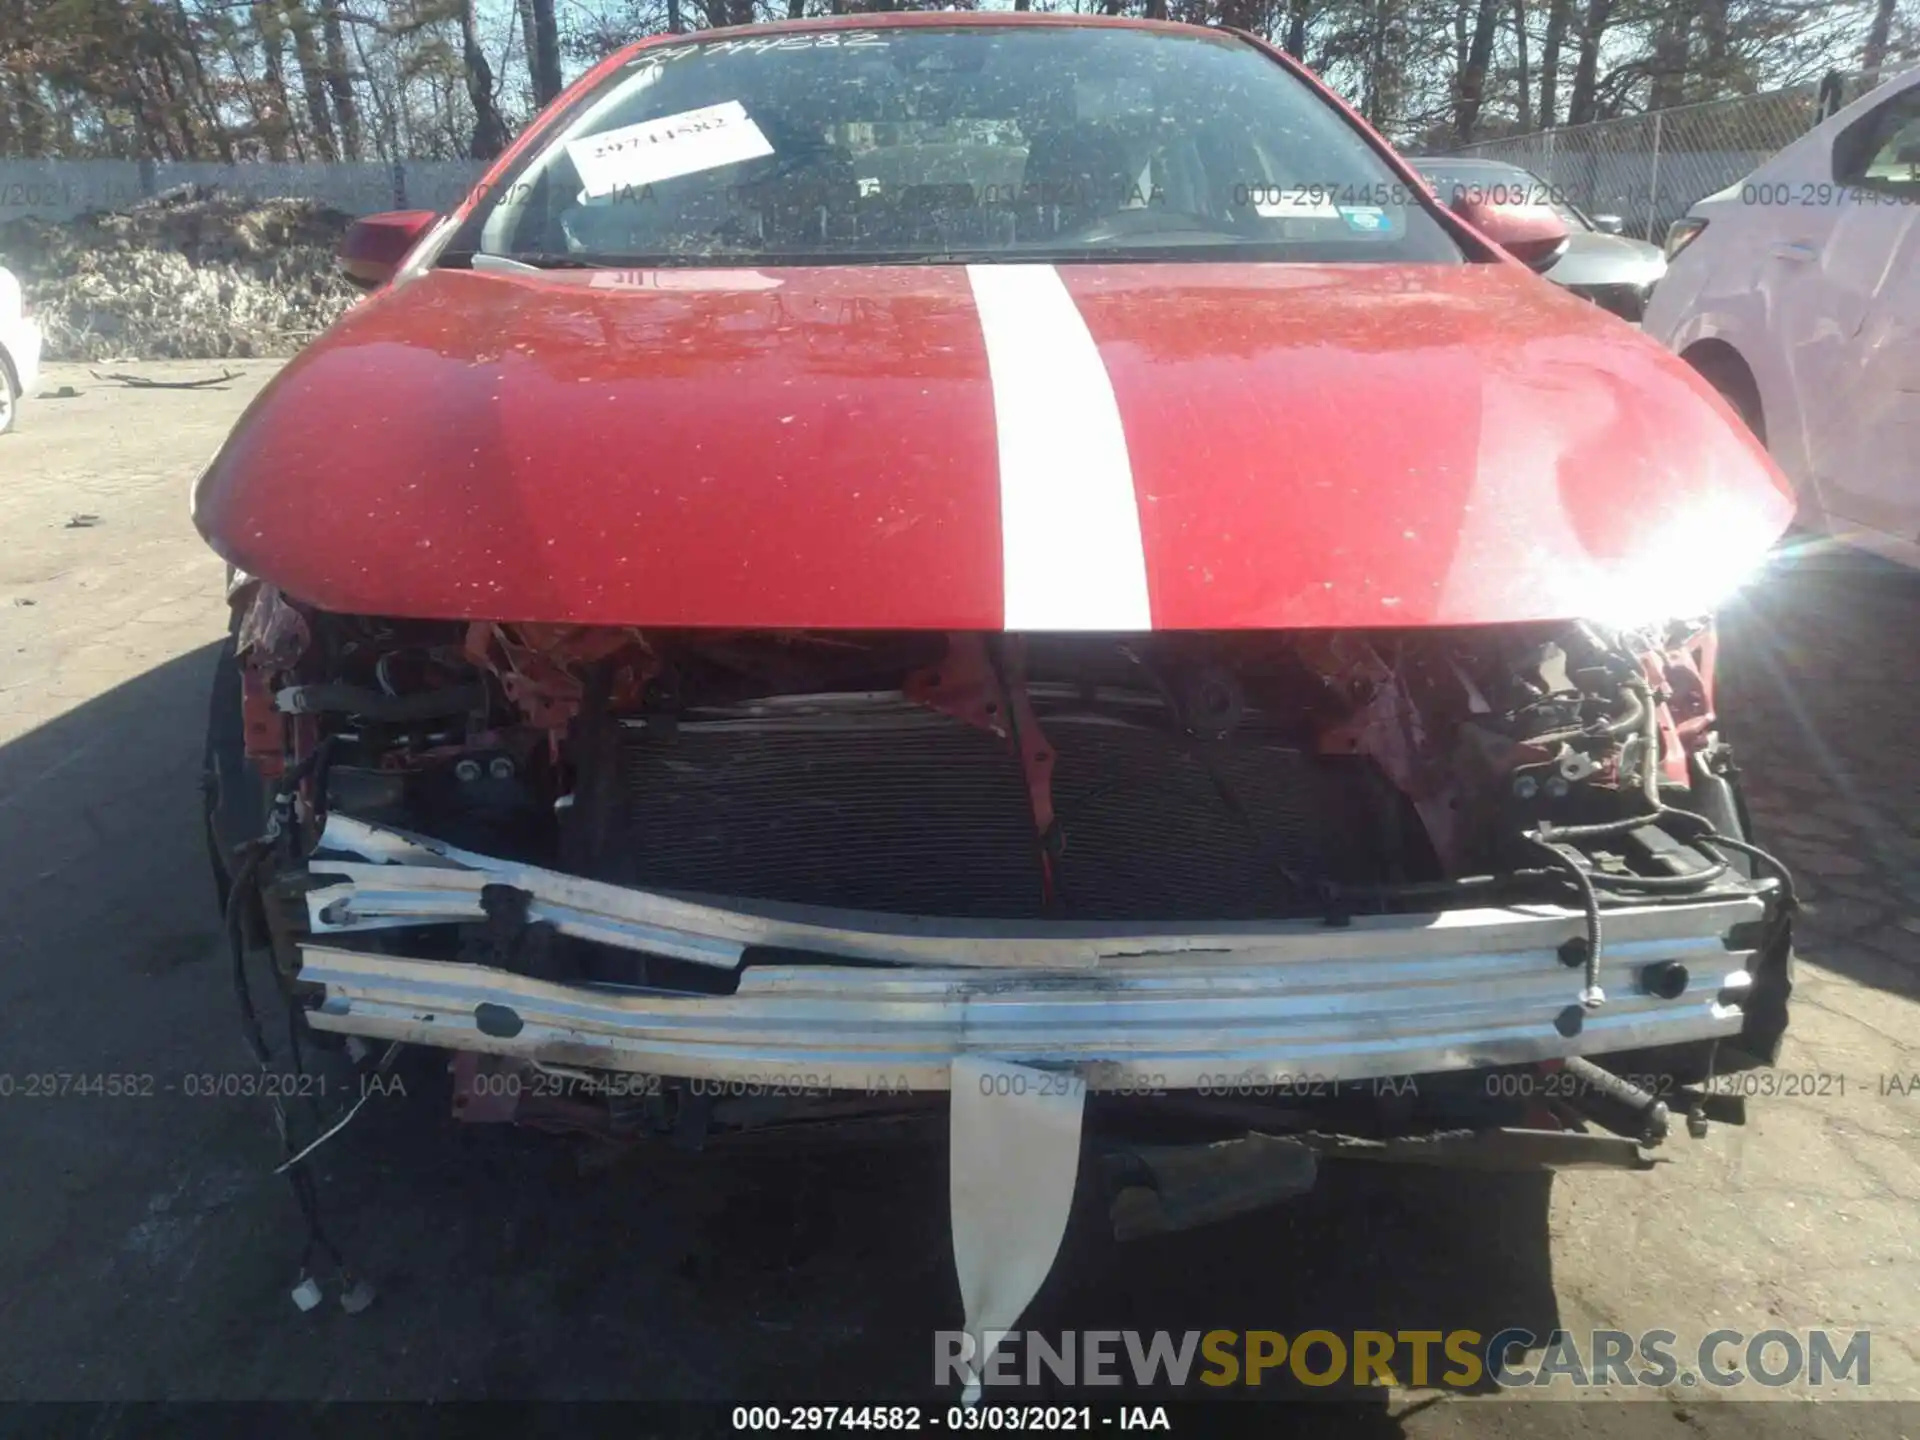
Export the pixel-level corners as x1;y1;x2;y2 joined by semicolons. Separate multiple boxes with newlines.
936;1328;1871;1391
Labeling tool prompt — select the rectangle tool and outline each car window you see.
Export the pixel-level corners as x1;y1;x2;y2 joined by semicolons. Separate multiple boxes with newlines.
448;26;1465;266
1835;84;1920;198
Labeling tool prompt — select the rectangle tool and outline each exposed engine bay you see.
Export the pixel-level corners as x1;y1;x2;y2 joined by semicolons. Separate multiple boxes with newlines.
210;584;1794;1173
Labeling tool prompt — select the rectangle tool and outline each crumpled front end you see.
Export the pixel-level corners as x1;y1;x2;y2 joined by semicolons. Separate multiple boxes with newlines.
214;596;1793;1155
208;593;1793;1372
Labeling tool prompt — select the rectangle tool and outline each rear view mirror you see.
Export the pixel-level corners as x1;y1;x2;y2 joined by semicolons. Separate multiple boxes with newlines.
1450;194;1571;271
338;210;439;291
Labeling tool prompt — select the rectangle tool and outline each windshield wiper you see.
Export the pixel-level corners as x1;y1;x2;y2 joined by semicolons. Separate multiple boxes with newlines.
439;251;615;273
483;252;607;271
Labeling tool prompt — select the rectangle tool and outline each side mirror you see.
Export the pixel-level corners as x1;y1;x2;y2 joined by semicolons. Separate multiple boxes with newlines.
1591;213;1626;235
1451;194;1571;272
337;210;439;291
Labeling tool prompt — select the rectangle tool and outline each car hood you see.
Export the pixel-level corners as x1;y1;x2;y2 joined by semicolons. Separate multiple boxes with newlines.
194;261;1792;631
1543;229;1668;289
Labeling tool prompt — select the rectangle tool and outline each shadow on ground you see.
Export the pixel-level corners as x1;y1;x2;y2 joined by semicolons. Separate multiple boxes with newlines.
1717;546;1920;1003
0;642;1565;1410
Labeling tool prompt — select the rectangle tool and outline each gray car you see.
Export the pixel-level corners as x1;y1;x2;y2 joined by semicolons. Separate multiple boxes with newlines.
1414;157;1667;320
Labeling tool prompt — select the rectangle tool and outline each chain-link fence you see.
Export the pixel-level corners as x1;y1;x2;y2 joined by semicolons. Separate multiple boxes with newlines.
1437;72;1889;242
0;157;487;227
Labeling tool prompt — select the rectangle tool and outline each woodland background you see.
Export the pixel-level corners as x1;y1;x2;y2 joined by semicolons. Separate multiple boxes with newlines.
0;0;1913;167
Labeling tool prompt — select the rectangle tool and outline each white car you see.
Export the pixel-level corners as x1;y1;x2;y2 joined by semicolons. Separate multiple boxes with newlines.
1644;64;1920;565
0;263;44;436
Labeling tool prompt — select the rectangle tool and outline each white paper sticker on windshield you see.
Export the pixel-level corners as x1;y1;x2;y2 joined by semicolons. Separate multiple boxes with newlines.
1252;189;1340;219
567;100;774;199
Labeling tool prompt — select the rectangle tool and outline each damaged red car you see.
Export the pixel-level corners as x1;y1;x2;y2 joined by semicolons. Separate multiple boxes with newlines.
192;12;1798;1357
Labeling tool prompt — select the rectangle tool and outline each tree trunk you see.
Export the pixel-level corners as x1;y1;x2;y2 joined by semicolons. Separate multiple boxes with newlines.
1863;0;1896;79
1566;0;1613;125
1513;0;1532;130
253;1;295;160
518;0;540;80
172;0;235;161
459;0;509;158
1698;0;1730;87
1284;0;1310;58
348;15;398;164
148;51;192;160
668;0;684;30
1538;0;1567;127
1647;0;1691;110
1454;0;1502;143
322;0;362;159
1365;0;1395;128
286;3;340;161
530;0;563;104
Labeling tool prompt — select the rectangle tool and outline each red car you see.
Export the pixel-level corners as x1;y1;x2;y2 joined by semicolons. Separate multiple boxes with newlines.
193;13;1796;1362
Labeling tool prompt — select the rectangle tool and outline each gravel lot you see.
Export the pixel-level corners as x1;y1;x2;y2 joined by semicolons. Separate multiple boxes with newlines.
1;362;1917;1433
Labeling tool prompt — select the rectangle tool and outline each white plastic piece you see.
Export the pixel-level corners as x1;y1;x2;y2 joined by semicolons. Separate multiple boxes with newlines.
948;1057;1086;1405
344;1035;370;1064
290;1276;323;1312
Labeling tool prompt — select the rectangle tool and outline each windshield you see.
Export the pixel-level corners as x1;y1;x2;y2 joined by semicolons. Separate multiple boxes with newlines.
1415;160;1591;231
449;25;1465;266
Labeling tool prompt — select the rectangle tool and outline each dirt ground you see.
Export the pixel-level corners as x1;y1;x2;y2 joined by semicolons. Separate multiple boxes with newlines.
1;361;1917;1434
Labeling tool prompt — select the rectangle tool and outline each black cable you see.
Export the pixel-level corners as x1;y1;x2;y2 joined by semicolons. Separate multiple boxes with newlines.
1522;683;1648;748
1521;831;1606;1008
1585;858;1732;891
226;844;274;1067
223;755;355;1299
1694;834;1800;912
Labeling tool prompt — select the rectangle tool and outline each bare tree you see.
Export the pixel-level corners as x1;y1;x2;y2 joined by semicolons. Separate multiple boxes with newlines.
1566;0;1617;123
1512;0;1532;128
457;0;509;156
1454;0;1503;140
1863;0;1898;77
1538;0;1569;125
529;0;563;104
322;0;364;157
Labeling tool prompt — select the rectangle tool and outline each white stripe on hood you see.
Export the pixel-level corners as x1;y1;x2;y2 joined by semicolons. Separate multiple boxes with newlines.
967;264;1153;631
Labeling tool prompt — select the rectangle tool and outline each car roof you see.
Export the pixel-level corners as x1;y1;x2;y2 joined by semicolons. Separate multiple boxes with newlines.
615;10;1242;61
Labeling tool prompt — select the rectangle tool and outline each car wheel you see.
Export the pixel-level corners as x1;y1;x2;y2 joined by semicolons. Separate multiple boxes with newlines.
0;354;18;435
1684;345;1765;446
